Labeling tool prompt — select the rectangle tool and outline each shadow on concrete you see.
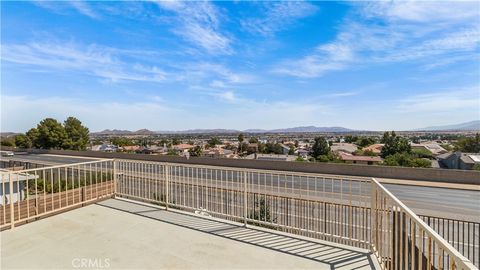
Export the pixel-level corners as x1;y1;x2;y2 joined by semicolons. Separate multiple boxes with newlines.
97;199;378;270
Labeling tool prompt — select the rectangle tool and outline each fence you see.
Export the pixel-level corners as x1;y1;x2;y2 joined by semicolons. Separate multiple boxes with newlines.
419;215;480;269
0;159;114;230
371;178;476;270
0;159;476;269
115;159;373;248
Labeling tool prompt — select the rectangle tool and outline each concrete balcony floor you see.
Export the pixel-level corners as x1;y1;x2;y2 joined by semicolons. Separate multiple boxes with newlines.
1;199;379;269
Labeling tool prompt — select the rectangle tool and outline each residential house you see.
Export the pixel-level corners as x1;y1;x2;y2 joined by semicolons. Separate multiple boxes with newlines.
173;144;195;156
295;149;310;159
411;142;448;156
91;144;118;152
203;148;234;158
279;144;291;155
331;143;358;154
437;152;480;170
363;144;384;155
338;152;383;165
121;145;141;152
136;145;166;155
246;154;296;162
0;170;37;204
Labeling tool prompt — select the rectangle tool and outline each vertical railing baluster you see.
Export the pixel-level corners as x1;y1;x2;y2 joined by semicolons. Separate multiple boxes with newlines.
9;173;14;228
243;170;247;227
113;160;117;197
165;164;169;211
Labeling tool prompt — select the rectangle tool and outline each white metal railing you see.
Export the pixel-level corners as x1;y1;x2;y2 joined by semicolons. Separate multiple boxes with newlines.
371;178;476;270
115;159;373;248
0;159;114;229
0;158;476;269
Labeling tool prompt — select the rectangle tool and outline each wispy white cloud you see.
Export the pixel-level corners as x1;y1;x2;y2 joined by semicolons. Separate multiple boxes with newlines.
361;1;480;23
275;1;480;78
156;1;232;55
241;1;317;36
274;42;354;77
179;62;255;85
1;41;168;83
326;91;359;98
69;1;99;19
395;88;480;113
371;27;480;63
214;90;238;102
32;1;100;19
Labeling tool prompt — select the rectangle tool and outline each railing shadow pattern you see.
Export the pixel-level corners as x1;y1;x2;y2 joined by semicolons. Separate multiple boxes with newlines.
97;198;378;270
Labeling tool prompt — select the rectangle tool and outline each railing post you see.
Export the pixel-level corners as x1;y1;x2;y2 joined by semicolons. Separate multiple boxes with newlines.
165;164;169;211
243;171;248;227
370;178;377;252
113;160;117;198
9;172;14;229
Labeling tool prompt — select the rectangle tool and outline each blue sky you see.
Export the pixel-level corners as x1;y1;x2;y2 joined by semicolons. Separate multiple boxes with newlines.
1;1;479;132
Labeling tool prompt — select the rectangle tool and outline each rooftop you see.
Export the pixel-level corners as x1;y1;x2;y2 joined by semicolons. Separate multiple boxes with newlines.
1;199;378;270
1;158;476;270
338;152;383;162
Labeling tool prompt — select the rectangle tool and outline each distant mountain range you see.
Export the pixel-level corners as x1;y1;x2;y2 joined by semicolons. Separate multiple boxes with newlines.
414;120;480;131
92;126;354;135
244;126;353;133
91;121;479;135
3;121;478;136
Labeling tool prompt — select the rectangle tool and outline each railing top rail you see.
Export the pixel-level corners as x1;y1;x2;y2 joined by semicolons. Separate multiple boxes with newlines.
116;158;371;182
2;159;114;174
372;178;477;269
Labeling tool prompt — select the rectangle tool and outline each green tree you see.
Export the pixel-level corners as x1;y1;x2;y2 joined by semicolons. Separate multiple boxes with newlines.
248;137;259;144
381;131;411;158
26;128;40;148
264;142;283;154
238;142;249;154
356;137;375;148
257;142;266;153
237;133;246;153
238;133;245;143
63;117;89;150
288;145;295;155
412;148;433;159
383;153;431;168
14;134;32;148
31;118;67;149
312;136;331;158
159;139;170;147
172;137;181;145
167;148;178;156
0;137;15;147
344;135;358;143
111;137;134;147
207;137;222;148
188;145;203;157
249;197;274;223
455;133;480;153
295;156;306;162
